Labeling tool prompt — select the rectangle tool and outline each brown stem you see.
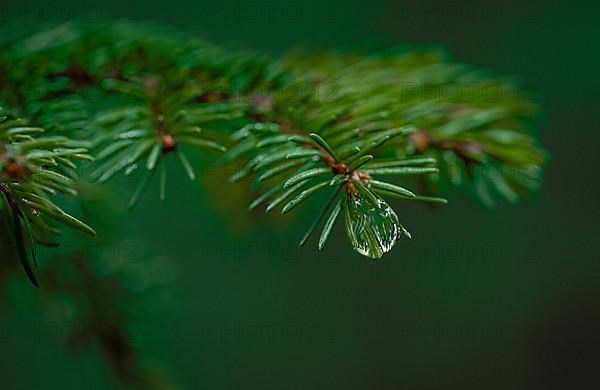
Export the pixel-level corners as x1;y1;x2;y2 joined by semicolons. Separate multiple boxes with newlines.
144;77;177;155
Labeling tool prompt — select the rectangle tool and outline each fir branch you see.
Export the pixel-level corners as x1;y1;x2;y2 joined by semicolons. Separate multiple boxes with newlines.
0;20;546;262
276;49;546;207
228;128;443;258
0;108;95;285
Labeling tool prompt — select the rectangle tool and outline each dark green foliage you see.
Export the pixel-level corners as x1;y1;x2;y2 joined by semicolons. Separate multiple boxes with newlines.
228;128;440;258
1;110;95;286
0;21;545;265
278;49;545;207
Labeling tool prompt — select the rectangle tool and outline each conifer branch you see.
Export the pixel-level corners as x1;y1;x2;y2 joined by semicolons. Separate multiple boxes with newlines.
0;20;546;263
1;108;95;286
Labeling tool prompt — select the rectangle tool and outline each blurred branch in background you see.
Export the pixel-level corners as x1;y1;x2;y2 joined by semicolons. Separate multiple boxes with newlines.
1;186;179;387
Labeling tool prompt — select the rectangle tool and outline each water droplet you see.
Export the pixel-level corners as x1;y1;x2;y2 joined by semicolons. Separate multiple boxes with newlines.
343;187;404;259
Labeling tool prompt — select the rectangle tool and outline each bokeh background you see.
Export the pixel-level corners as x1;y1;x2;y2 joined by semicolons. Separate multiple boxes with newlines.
1;0;599;388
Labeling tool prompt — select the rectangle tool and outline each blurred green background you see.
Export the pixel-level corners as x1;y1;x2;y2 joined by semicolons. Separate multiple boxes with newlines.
1;0;599;388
